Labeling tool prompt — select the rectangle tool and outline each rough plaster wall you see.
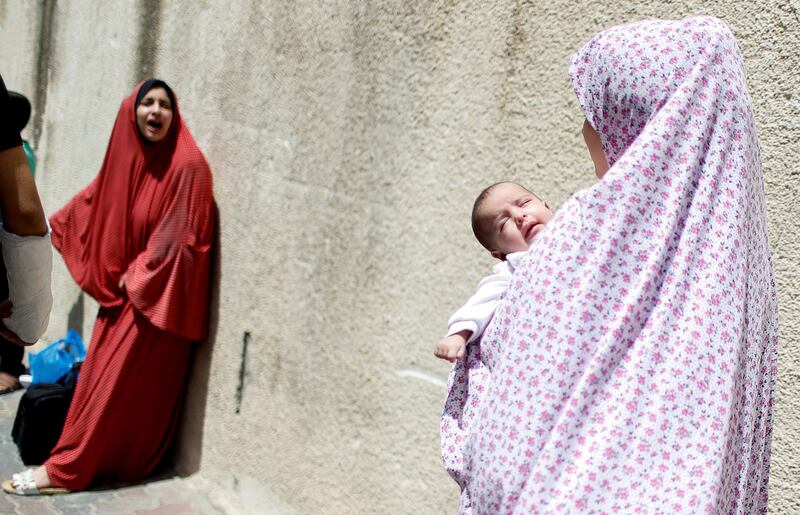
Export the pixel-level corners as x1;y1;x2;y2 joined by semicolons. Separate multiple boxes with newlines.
1;1;797;514
1;0;140;351
0;2;38;107
37;1;142;349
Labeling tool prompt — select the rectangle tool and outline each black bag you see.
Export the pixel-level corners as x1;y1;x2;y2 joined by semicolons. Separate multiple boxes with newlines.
11;362;81;465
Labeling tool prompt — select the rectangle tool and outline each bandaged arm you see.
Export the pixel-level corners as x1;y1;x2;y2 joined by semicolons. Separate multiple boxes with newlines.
0;223;52;344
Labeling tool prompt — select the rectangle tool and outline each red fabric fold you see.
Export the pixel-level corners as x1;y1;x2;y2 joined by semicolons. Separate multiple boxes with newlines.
49;82;214;339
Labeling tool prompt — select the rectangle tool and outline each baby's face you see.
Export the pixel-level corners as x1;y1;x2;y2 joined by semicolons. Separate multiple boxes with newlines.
479;183;553;260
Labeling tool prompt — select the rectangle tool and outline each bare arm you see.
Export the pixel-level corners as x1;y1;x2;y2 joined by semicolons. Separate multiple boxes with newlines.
0;145;47;237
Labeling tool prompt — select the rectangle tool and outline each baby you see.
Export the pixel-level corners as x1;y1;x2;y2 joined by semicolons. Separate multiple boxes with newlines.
434;181;553;362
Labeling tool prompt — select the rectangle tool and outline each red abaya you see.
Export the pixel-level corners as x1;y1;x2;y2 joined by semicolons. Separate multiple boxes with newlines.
46;81;214;490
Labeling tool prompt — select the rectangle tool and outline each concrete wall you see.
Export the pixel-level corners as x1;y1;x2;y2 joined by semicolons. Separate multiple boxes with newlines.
2;1;797;513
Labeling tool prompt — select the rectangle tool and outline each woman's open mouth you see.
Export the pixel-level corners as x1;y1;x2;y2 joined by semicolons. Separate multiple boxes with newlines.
147;120;163;130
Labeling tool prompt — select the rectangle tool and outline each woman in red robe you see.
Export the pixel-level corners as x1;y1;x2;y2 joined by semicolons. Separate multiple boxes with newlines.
3;79;215;494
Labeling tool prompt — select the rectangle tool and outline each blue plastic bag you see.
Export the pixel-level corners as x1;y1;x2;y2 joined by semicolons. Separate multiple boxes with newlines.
29;329;86;384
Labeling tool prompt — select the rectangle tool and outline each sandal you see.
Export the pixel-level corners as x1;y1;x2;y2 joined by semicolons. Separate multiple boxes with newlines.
0;374;20;395
2;470;70;496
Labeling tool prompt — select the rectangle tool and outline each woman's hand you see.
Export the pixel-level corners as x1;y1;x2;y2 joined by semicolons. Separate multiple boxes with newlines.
118;273;127;290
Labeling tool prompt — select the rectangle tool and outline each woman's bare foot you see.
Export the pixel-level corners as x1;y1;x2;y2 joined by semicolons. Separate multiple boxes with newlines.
31;466;50;489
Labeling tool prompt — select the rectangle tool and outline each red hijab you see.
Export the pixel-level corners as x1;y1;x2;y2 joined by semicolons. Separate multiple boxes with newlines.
50;80;215;340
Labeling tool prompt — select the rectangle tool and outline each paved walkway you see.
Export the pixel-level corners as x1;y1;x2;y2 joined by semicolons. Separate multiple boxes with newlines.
0;389;223;515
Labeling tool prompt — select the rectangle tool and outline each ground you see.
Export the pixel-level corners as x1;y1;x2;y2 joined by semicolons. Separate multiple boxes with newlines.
0;389;222;515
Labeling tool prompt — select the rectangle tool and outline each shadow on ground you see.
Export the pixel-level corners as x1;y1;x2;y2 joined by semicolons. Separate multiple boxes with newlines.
173;203;222;477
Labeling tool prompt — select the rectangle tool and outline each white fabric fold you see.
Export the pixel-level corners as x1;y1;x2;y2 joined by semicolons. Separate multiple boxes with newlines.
446;251;527;344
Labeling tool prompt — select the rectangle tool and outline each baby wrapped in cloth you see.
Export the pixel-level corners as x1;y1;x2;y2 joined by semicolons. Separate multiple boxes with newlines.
441;17;778;514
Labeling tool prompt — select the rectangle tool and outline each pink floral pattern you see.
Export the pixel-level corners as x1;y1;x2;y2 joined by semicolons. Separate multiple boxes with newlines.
441;17;778;514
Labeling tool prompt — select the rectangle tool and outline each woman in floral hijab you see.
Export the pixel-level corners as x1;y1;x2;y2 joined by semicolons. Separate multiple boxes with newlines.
442;17;777;513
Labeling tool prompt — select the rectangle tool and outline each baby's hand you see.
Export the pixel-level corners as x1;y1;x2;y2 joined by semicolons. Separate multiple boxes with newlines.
434;332;468;362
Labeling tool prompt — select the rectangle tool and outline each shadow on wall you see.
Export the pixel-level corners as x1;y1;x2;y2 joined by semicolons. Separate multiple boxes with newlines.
173;202;221;475
66;291;84;336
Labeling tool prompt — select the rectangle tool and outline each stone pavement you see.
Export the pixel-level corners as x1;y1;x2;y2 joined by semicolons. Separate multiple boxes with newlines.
0;389;223;515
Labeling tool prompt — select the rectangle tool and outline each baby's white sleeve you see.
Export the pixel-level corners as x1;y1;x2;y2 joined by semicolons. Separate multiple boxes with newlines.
446;263;513;344
0;223;53;343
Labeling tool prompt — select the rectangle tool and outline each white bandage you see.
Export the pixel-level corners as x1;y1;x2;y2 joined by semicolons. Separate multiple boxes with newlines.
0;223;52;343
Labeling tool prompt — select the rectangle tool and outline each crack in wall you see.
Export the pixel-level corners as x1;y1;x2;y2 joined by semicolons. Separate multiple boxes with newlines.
32;0;56;148
235;331;250;414
135;0;162;80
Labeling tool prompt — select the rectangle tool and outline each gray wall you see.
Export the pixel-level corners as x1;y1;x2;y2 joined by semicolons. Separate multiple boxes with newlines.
2;1;797;513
